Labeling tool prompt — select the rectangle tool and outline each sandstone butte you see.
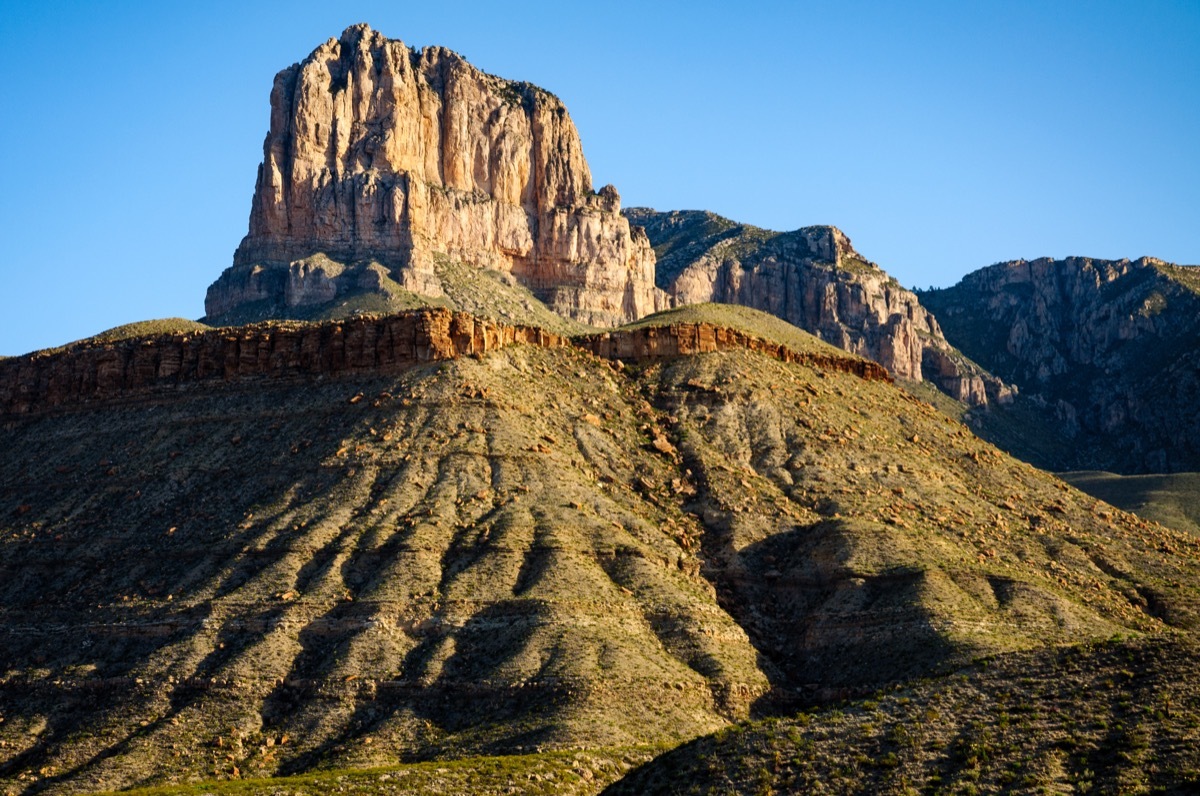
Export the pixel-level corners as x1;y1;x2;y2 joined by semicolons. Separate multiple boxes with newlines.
0;308;891;417
205;23;668;329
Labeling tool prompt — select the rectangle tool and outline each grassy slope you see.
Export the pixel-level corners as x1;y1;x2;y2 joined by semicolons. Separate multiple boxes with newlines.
83;319;213;344
26;319;215;357
614;303;851;358
0;346;763;795
1061;471;1200;538
432;256;592;336
904;383;1200;534
902;382;1082;474
605;635;1200;795
96;748;660;796
645;348;1200;693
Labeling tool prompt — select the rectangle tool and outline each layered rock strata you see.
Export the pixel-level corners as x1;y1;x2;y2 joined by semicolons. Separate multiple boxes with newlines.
0;309;889;416
206;24;667;327
920;256;1200;471
625;208;1011;406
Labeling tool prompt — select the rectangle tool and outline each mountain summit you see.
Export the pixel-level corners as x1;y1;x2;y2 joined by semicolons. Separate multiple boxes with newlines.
201;24;1008;408
205;24;667;328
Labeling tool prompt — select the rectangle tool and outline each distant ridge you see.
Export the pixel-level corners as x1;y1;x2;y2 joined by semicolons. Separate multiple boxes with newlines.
920;256;1200;472
625;208;1012;406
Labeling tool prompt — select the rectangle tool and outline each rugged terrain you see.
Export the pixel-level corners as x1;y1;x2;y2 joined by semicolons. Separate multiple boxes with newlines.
201;23;1014;417
4;304;1200;794
5;21;1200;796
205;24;666;328
920;256;1200;472
626;208;1011;406
606;635;1200;795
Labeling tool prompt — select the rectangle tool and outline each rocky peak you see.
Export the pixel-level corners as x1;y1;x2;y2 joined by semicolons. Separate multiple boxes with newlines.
206;24;667;327
800;225;855;263
627;208;1012;406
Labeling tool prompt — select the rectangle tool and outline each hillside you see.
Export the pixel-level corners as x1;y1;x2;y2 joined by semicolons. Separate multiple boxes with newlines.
919;256;1200;472
1;332;762;794
1061;471;1200;538
5;307;1200;793
605;635;1200;795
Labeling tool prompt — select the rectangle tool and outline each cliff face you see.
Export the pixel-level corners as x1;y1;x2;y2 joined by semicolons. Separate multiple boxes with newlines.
206;24;666;327
0;309;889;418
920;257;1200;472
626;208;1011;406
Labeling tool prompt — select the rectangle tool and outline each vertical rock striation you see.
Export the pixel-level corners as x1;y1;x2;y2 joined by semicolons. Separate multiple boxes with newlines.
0;309;889;417
920;256;1200;471
626;208;1011;405
206;24;667;327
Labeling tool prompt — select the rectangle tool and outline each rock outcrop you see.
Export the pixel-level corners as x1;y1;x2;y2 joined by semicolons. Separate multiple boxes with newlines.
206;24;667;327
626;208;1011;406
0;309;889;417
920;257;1200;471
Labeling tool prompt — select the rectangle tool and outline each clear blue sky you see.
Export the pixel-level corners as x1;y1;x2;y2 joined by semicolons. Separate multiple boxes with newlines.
2;0;1197;354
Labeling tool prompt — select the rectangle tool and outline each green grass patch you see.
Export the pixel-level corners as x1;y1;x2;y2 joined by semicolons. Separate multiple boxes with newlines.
94;747;659;796
1060;470;1200;536
614;302;846;357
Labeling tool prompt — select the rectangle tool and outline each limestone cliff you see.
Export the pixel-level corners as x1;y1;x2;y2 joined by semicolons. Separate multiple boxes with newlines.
0;309;889;417
206;24;667;327
626;208;1011;406
920;257;1200;472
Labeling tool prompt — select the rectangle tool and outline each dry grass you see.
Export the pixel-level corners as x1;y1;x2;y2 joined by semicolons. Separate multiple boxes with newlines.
615;303;849;357
5;319;1200;793
607;635;1200;795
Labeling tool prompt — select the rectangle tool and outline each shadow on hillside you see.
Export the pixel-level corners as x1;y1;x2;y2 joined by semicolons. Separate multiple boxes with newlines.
699;518;961;716
268;599;563;774
0;375;409;791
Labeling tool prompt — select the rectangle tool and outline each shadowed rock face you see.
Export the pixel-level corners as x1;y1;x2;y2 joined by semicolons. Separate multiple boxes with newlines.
206;24;667;327
920;257;1200;472
625;208;1012;406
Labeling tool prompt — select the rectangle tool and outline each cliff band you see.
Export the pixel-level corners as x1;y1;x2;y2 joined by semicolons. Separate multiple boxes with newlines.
0;309;891;416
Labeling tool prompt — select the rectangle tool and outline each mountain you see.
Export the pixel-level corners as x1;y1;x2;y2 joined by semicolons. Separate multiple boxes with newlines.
5;303;1200;794
200;23;1010;414
6;22;1200;796
625;208;1012;407
204;24;666;329
919;256;1200;472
